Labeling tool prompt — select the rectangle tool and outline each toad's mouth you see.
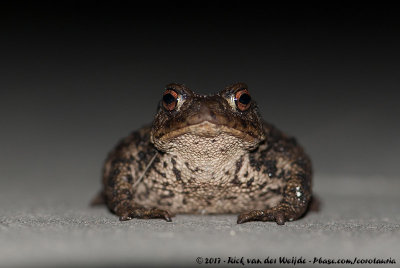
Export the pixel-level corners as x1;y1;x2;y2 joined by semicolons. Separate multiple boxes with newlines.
152;121;263;145
151;99;266;148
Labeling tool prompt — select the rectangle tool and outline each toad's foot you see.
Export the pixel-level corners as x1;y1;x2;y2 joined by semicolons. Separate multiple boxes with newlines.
118;207;173;222
237;209;287;225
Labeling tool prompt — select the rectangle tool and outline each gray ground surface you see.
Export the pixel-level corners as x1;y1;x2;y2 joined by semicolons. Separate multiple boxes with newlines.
1;174;399;268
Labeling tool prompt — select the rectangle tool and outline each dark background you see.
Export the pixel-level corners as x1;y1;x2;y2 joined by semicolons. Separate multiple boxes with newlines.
1;2;399;194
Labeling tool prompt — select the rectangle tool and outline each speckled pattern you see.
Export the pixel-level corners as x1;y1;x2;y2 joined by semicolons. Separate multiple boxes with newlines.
95;83;312;225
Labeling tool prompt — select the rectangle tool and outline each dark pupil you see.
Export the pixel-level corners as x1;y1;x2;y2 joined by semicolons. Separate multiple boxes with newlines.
163;93;176;105
239;93;251;105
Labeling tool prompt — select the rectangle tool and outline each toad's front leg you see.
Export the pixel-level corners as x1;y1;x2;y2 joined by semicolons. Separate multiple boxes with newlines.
237;160;312;225
104;161;173;222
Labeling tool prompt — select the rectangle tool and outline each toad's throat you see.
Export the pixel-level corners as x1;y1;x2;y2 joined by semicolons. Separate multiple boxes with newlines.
153;124;258;183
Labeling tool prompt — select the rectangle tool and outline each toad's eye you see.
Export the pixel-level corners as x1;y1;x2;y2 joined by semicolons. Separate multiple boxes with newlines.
234;89;251;111
162;89;179;111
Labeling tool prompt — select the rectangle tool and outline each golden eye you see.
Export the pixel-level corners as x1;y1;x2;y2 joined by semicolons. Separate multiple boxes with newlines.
162;89;178;111
234;89;251;111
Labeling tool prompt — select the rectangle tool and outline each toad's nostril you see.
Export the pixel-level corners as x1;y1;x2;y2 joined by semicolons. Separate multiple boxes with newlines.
199;102;211;115
186;102;221;125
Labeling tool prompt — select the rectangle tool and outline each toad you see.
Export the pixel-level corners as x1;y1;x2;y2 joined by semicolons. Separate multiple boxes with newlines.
92;83;312;225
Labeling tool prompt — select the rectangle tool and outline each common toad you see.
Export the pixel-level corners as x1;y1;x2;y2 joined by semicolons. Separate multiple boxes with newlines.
92;83;312;225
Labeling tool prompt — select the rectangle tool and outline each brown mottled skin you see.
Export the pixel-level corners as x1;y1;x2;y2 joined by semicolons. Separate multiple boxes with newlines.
92;83;312;225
